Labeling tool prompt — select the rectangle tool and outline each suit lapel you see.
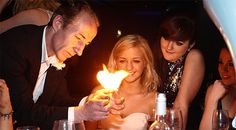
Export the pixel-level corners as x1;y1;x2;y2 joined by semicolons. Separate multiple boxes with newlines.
28;26;45;88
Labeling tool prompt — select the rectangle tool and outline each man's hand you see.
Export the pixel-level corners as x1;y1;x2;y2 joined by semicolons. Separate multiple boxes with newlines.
74;89;112;122
74;89;125;122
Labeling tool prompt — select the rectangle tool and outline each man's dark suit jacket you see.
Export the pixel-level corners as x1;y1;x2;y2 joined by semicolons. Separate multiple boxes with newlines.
0;25;80;130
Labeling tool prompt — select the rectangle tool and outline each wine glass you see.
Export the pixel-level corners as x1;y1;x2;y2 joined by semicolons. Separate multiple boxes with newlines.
166;108;183;130
212;109;229;130
53;119;82;130
16;126;40;130
148;108;156;128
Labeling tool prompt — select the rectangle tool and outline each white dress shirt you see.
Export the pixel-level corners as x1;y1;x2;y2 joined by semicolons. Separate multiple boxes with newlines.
33;26;50;103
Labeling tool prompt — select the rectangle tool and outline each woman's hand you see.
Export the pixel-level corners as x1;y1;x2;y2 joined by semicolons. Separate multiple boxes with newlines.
109;91;125;114
0;79;12;114
208;80;227;103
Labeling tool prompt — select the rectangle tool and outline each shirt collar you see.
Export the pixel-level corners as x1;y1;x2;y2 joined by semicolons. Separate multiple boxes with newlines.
41;26;58;65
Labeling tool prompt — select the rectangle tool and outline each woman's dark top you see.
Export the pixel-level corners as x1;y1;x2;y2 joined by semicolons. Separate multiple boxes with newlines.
218;100;236;130
158;51;189;107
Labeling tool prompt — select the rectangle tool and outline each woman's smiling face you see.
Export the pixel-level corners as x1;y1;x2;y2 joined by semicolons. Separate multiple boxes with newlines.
218;48;236;87
160;37;190;62
116;47;146;83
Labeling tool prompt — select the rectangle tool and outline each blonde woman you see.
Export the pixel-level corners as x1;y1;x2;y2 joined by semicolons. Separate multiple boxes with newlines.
86;34;160;130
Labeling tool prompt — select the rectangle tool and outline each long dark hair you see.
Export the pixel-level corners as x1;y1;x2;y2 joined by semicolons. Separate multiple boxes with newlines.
154;12;196;88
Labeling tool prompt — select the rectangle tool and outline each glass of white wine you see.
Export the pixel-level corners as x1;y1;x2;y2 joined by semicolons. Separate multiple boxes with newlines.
53;119;82;130
16;126;40;130
212;109;229;130
166;108;183;130
148;108;156;128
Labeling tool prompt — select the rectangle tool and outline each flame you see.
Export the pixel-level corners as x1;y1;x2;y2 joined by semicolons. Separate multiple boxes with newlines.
97;64;129;90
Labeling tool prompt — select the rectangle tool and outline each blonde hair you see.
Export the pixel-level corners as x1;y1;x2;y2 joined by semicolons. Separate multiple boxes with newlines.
108;34;160;93
13;0;60;14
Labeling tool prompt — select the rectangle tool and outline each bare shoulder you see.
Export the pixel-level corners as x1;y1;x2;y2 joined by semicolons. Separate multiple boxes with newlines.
185;49;205;66
187;49;204;60
182;48;205;80
17;8;47;16
16;8;49;24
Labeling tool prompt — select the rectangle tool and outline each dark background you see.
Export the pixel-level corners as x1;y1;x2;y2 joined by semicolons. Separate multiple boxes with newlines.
0;0;223;98
64;0;224;98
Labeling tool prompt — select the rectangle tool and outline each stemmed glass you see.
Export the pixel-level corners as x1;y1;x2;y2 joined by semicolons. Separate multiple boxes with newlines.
53;119;82;130
147;108;156;128
166;108;183;130
212;109;229;130
16;126;40;130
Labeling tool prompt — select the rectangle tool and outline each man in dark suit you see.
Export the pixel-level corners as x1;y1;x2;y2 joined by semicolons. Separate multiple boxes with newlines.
0;1;123;129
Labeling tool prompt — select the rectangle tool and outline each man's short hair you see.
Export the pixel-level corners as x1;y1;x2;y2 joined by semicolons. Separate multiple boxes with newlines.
48;0;99;28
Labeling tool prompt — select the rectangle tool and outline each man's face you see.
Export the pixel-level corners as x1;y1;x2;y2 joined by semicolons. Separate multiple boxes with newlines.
51;13;98;62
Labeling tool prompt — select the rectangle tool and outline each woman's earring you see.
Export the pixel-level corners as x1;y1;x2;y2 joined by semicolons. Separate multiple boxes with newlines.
188;42;195;51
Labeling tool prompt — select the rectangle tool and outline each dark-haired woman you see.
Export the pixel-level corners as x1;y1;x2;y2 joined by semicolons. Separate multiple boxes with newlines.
200;47;236;130
155;13;205;130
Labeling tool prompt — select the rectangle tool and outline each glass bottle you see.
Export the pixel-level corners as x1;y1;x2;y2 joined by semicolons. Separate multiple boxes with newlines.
149;93;170;130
